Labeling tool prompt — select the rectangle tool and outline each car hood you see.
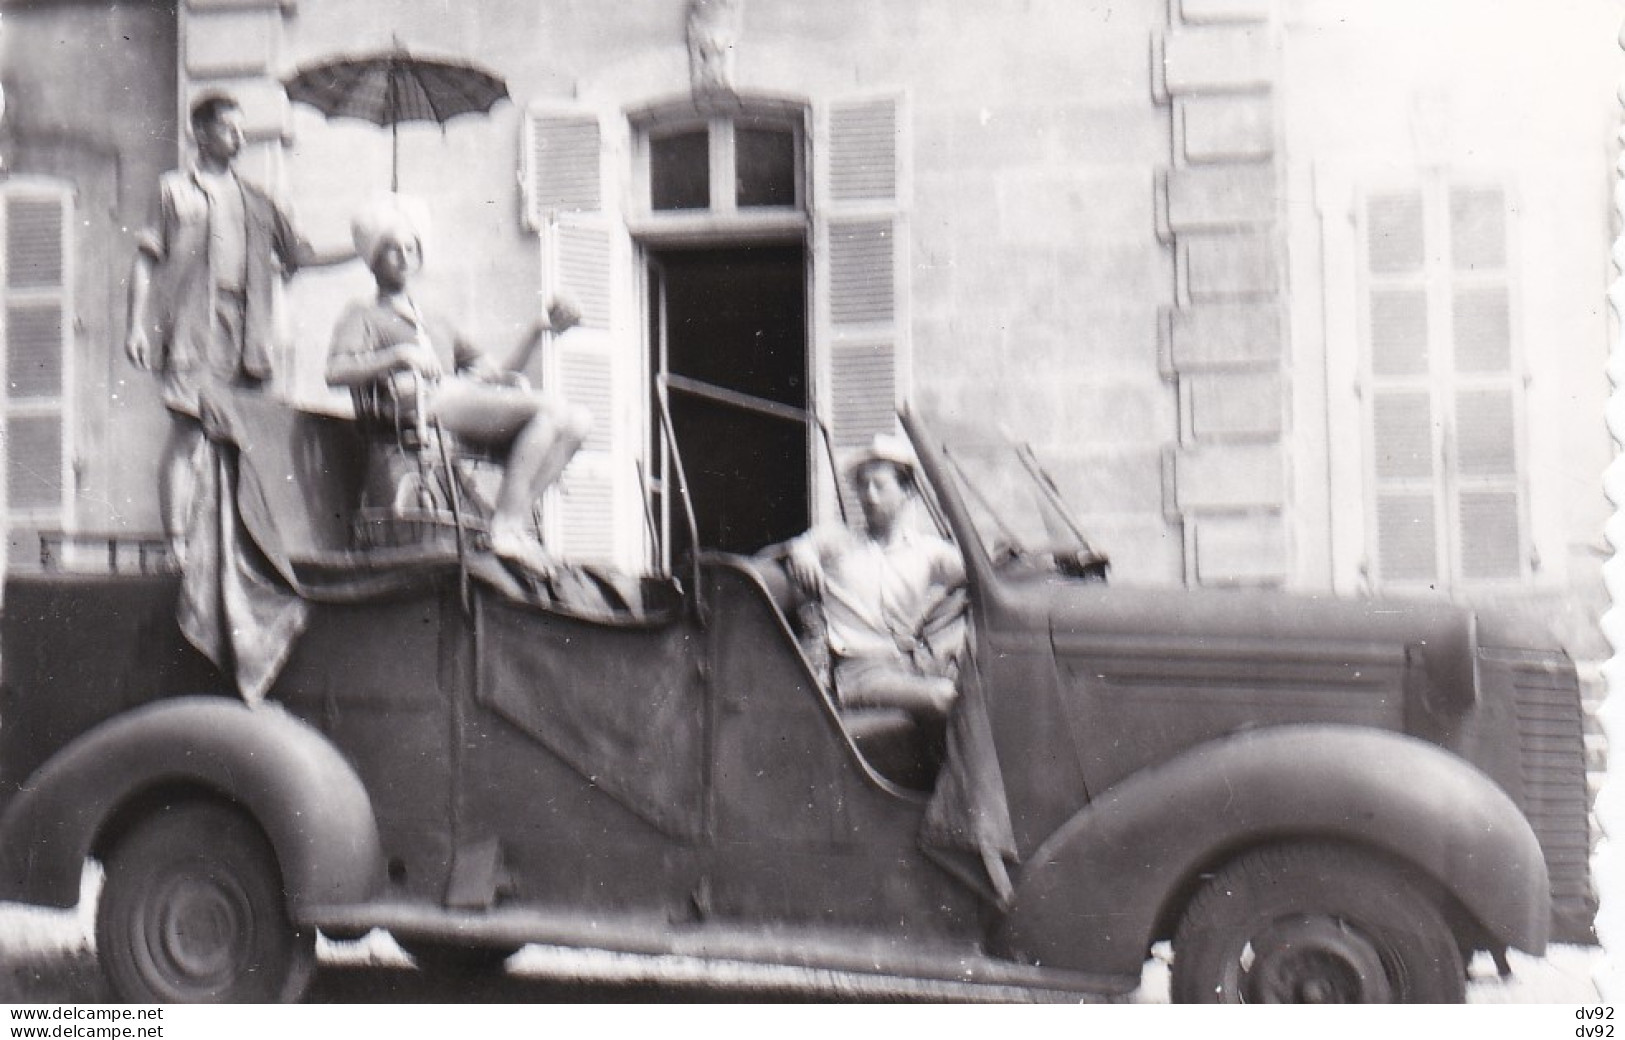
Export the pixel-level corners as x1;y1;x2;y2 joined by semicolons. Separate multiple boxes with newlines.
984;576;1484;713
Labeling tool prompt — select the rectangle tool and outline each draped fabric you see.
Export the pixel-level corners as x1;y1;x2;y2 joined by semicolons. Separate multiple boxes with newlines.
920;660;1019;907
177;389;669;702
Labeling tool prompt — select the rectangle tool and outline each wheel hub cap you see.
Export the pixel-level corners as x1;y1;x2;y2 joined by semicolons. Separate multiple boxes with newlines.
149;874;250;985
1241;916;1393;1003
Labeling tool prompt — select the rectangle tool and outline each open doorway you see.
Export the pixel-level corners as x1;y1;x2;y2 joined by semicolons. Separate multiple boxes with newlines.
649;244;808;557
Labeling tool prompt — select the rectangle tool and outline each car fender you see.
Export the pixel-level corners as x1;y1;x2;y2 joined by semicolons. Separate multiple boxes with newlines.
0;696;384;917
992;724;1549;977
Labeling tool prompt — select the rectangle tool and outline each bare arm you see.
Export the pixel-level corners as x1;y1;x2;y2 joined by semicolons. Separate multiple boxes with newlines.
287;240;355;271
124;251;157;369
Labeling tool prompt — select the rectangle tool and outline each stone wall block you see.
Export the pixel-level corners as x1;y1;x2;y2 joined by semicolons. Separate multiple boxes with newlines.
1183;370;1283;439
185;79;288;142
185;10;278;76
1182;231;1279;300
1161;27;1276;95
1164;163;1276;231
1166;302;1284;369
1179;0;1273;25
1193;513;1287;584
1179;95;1274;162
1169;442;1284;511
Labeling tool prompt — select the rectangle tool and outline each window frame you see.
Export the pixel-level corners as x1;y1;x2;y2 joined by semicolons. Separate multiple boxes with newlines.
627;101;808;247
1355;173;1530;591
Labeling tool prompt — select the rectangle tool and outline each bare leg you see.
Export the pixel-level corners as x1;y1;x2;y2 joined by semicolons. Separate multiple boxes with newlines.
158;414;204;560
431;382;591;574
500;401;592;521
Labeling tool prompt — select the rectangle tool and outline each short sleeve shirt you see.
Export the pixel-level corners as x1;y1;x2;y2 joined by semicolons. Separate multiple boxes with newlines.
328;294;484;379
790;524;963;659
135;166;305;379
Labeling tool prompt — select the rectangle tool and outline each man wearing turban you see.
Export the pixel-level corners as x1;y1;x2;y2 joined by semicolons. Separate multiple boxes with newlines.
327;193;589;575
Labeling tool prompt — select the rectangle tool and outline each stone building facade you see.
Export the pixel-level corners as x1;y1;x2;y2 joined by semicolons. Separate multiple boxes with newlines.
0;1;1613;687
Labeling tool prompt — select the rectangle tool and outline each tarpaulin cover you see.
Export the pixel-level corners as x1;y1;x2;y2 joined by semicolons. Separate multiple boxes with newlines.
179;390;671;703
474;593;703;839
920;660;1019;906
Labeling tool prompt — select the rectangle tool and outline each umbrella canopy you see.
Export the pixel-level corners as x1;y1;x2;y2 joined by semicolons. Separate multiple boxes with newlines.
283;45;510;191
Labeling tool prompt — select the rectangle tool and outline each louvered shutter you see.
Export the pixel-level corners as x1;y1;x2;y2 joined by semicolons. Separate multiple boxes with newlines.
1447;184;1520;580
524;108;635;569
815;93;908;522
1360;181;1524;588
1363;190;1438;584
1;186;72;524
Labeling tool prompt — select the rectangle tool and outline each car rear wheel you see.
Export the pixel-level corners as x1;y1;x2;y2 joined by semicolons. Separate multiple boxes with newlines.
97;800;315;1002
1171;842;1465;1003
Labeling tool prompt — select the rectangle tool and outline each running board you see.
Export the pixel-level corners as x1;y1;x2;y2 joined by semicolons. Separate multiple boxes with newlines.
304;901;1137;998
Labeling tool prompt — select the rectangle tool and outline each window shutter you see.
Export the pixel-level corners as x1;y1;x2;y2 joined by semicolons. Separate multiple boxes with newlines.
1365;191;1425;275
1375;492;1438;583
521;112;603;230
1359;178;1524;589
1;185;72;526
1370;387;1439;583
1451;285;1511;373
1368;288;1429;377
525;107;636;569
815;93;908;521
1449;186;1506;272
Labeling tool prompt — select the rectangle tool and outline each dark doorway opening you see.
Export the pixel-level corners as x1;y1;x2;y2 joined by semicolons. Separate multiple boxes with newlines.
649;244;807;557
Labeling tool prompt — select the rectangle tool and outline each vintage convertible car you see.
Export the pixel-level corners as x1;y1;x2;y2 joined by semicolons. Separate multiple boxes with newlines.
0;380;1593;1002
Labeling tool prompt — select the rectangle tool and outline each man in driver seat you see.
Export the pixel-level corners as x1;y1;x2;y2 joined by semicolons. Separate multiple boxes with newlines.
784;434;967;722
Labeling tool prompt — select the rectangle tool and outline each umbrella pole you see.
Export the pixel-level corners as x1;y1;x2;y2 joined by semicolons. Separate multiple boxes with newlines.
392;122;399;192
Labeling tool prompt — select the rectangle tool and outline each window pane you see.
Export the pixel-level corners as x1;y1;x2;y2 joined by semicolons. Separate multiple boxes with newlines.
1367;191;1424;274
1452;284;1511;373
736;127;797;207
1372;389;1435;480
650;130;710;211
7;413;63;511
1458;490;1520;579
1376;493;1437;582
1450;187;1506;271
1369;288;1428;376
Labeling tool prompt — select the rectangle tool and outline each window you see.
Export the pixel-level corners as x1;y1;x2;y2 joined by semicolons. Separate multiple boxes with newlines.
521;92;909;562
1;181;73;528
637;111;803;216
1360;179;1523;587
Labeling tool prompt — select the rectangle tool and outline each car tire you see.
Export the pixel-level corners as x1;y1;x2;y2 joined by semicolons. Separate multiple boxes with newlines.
97;800;316;1003
394;936;519;976
1170;841;1465;1003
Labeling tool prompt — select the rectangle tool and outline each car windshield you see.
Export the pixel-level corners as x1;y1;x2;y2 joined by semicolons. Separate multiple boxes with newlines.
913;410;1107;578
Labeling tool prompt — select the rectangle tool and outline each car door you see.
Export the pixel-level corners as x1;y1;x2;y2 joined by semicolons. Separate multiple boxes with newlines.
699;560;974;935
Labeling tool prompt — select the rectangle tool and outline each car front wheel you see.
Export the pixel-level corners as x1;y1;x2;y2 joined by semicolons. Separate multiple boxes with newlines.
1171;842;1466;1003
97;800;315;1002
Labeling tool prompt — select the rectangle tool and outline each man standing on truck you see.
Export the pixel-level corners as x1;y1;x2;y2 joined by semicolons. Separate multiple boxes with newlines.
784;434;966;722
125;91;352;561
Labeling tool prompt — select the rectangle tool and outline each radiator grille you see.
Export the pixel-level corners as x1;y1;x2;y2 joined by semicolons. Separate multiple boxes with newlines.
1504;651;1595;943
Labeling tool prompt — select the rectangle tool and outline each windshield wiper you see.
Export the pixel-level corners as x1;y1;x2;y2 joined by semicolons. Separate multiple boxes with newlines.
1015;443;1109;581
941;446;1025;558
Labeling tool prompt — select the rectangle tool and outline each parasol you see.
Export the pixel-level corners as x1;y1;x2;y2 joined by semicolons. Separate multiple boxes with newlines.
283;44;510;191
